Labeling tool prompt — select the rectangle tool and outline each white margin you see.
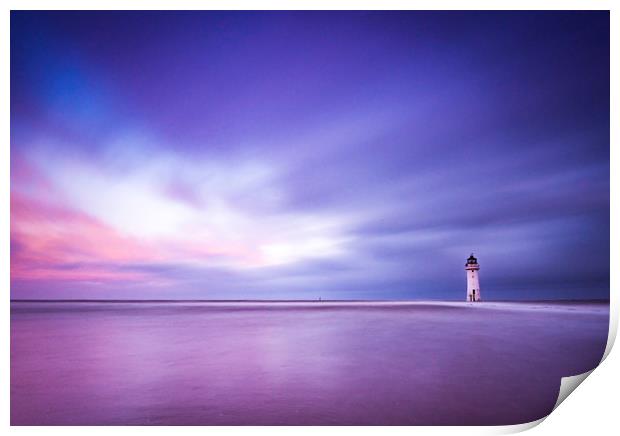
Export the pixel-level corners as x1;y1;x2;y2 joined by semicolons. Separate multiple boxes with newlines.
2;1;617;435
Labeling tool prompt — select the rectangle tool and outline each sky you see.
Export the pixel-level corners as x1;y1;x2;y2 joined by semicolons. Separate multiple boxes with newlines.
10;11;609;300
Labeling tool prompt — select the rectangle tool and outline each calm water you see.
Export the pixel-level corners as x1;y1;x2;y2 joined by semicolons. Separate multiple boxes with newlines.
11;301;609;425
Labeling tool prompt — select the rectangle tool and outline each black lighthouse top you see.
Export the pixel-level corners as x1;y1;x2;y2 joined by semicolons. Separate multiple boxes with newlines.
466;253;478;265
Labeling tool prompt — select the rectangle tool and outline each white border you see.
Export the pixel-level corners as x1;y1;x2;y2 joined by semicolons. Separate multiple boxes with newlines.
2;1;617;435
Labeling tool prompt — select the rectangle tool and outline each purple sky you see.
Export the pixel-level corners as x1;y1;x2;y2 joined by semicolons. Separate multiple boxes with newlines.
10;11;609;300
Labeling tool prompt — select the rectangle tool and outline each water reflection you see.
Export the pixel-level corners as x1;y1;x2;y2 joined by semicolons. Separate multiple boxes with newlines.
11;302;608;425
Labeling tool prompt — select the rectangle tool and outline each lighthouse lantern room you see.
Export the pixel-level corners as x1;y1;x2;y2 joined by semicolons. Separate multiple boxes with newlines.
465;254;481;302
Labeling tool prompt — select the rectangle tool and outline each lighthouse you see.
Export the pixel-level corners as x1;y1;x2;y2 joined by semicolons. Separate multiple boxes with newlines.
465;253;481;302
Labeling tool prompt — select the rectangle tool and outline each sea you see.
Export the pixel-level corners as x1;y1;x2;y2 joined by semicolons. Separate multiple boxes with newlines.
10;300;609;425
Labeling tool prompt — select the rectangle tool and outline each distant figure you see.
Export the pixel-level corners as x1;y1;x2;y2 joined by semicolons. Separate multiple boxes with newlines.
465;253;481;302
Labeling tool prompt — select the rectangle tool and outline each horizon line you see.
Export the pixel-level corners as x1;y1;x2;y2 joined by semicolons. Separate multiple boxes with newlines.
10;298;611;303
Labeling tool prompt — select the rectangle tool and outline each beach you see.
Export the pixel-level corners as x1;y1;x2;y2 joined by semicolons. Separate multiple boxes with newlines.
10;301;609;425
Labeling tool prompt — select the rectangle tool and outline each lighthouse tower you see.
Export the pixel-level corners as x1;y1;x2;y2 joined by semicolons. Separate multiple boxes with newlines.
465;254;481;302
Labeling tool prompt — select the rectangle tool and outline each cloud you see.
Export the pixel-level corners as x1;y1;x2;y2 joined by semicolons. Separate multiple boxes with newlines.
10;11;609;300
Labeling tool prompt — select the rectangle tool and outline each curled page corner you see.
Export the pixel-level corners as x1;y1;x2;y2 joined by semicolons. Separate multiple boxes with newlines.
601;303;618;362
544;306;617;420
498;370;597;435
553;369;595;412
498;416;546;434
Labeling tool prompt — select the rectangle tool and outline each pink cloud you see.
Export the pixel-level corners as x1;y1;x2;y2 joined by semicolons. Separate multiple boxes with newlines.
10;190;263;288
11;191;162;283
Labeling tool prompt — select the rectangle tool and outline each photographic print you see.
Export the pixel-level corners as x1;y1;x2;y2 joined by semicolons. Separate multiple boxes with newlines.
10;10;610;426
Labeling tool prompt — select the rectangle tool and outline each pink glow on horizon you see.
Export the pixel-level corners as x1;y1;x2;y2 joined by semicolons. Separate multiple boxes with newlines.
10;146;353;295
10;152;290;290
11;192;161;282
11;191;268;283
